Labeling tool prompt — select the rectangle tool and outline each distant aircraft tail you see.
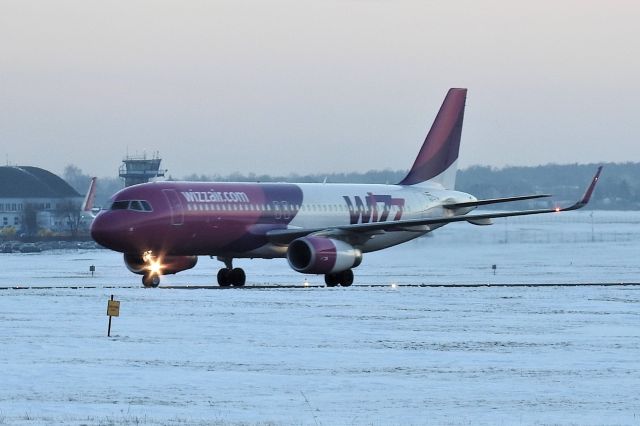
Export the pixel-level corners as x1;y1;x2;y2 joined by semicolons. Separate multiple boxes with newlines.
398;88;467;189
81;177;97;212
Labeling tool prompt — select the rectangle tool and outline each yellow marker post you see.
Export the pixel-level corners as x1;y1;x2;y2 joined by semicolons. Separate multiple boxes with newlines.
107;295;120;337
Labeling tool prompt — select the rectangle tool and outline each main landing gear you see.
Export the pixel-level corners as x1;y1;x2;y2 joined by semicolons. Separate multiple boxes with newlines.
216;257;246;287
324;269;354;287
212;257;355;288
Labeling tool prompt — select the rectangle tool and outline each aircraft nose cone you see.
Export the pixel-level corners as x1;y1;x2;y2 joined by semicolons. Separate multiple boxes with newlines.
90;214;107;246
90;213;122;249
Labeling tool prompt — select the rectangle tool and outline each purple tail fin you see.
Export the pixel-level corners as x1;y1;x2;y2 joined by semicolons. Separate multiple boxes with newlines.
398;88;467;189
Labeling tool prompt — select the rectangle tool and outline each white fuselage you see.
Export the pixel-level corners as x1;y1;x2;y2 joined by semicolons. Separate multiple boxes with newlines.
241;182;477;258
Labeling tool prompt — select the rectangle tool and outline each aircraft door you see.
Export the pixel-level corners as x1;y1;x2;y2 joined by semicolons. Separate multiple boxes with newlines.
162;189;184;225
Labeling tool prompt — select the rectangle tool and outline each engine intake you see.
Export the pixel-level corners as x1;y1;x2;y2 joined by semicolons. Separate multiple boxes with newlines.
124;253;198;275
287;237;362;274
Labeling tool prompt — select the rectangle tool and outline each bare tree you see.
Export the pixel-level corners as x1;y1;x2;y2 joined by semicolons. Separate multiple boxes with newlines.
58;201;82;238
21;204;38;236
63;164;90;194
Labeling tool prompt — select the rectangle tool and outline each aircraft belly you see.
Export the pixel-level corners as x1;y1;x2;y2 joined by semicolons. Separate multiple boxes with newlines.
360;230;428;253
218;244;287;259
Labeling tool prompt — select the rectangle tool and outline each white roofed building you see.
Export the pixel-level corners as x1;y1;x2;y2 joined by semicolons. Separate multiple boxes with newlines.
0;166;83;237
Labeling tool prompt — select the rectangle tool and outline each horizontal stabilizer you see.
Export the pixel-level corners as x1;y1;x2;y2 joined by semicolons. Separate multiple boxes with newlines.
444;194;551;210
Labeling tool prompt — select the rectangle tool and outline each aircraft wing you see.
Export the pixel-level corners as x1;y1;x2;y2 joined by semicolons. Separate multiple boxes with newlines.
266;166;602;245
442;194;551;209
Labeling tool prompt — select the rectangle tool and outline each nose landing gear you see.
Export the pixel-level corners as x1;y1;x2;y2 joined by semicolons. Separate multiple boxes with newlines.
142;273;161;288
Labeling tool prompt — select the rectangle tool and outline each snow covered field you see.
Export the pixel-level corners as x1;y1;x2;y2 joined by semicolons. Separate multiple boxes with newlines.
0;211;639;424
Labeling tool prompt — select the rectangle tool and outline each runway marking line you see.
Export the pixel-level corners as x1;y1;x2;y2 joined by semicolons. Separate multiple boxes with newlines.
1;283;639;290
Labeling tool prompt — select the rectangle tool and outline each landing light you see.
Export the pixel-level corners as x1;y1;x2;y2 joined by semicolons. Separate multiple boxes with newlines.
303;279;309;287
143;250;163;275
391;283;397;289
149;260;163;275
554;207;561;212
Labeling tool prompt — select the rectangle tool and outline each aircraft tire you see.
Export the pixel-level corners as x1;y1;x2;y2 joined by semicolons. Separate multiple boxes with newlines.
230;268;246;287
217;268;231;287
340;269;354;287
324;273;339;287
142;273;160;288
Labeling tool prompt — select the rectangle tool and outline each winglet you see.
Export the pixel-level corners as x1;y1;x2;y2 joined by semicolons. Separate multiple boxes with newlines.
562;166;603;211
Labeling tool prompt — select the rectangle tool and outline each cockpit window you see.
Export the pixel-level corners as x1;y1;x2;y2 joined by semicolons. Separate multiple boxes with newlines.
111;200;129;210
110;200;153;212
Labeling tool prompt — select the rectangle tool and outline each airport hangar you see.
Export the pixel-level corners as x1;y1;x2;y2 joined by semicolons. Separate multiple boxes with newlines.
0;166;82;235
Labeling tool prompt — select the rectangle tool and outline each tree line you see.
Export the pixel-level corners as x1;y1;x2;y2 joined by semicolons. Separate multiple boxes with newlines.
64;162;640;211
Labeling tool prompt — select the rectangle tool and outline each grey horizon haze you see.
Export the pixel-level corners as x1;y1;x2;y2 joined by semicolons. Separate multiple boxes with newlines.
1;0;638;179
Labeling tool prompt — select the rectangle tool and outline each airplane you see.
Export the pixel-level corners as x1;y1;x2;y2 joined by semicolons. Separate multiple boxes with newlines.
77;176;100;231
90;88;602;288
80;177;98;221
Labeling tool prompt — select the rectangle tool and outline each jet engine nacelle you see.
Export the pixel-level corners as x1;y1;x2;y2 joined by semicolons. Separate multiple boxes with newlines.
124;253;198;275
287;237;362;274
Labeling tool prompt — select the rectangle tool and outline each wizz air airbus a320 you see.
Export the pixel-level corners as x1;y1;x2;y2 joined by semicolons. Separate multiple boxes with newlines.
91;88;602;287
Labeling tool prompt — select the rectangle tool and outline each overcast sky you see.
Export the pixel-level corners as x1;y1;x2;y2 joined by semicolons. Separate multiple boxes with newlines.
1;0;638;179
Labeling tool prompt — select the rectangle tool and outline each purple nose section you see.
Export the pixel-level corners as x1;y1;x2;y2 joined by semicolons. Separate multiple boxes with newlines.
91;212;128;251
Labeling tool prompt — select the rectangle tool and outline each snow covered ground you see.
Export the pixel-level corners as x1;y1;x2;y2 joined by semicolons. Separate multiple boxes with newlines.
0;211;639;424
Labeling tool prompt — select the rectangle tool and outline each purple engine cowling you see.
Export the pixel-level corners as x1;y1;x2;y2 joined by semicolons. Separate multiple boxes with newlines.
287;237;362;274
124;253;198;275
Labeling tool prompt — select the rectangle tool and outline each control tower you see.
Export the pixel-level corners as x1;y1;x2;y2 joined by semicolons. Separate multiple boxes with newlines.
119;152;166;187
